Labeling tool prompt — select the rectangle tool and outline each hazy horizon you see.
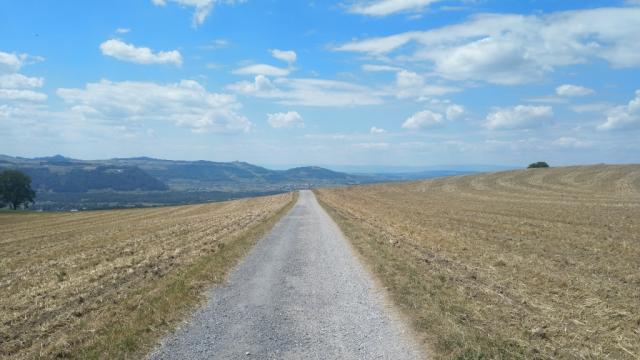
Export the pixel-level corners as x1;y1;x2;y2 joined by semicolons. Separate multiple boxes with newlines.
1;1;639;166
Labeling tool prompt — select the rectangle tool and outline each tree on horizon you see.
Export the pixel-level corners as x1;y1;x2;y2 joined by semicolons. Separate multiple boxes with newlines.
0;170;36;209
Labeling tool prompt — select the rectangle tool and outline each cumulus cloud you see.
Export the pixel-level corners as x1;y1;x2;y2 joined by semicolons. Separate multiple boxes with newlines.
0;73;43;89
370;126;386;133
485;105;553;130
115;28;131;34
556;84;595;97
445;104;465;120
57;79;250;133
0;51;26;74
100;39;182;66
267;111;304;128
335;7;640;84
0;51;47;103
598;90;640;130
229;76;383;107
151;0;245;27
0;89;47;102
394;70;458;98
402;110;443;130
348;0;442;16
228;74;277;94
270;49;297;64
233;64;291;77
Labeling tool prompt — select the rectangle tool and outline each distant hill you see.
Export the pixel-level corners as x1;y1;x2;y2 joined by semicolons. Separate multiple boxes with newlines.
0;155;369;209
0;155;474;210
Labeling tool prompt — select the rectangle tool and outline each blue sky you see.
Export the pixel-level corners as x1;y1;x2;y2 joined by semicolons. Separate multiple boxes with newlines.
1;0;639;168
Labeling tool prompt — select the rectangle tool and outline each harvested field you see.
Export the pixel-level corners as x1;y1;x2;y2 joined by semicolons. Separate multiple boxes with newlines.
0;192;296;359
315;165;640;359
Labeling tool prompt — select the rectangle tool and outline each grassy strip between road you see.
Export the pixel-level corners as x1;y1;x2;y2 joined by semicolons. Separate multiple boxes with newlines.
0;192;297;359
82;192;298;359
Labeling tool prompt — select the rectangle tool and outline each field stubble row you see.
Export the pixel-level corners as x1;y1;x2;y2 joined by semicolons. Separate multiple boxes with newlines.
0;192;296;359
316;164;640;359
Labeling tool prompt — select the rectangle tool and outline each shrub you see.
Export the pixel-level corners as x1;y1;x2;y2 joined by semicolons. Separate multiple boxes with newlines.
528;162;550;169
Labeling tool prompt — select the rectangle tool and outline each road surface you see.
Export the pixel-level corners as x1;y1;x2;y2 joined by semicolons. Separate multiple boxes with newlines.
149;190;424;359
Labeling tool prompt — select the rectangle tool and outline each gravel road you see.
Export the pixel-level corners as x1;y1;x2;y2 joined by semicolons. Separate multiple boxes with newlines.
148;190;424;359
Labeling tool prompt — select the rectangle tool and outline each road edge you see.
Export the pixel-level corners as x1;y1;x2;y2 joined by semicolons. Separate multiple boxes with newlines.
313;190;430;359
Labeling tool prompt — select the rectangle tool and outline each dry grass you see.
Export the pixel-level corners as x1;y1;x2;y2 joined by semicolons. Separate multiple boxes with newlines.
0;192;297;359
315;165;640;359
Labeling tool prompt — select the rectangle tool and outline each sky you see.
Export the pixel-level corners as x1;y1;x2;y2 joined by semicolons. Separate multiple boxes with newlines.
0;0;639;168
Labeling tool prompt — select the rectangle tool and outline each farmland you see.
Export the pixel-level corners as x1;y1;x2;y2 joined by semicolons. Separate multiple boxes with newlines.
315;165;640;359
0;192;296;359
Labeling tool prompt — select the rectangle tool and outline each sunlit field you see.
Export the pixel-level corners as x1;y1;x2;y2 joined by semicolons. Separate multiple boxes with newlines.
317;165;640;359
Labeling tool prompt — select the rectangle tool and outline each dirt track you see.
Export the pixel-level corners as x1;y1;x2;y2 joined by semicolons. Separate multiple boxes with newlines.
149;190;423;359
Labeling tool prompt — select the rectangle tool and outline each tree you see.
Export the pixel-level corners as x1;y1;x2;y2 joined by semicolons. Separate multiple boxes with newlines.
528;162;550;169
0;170;36;209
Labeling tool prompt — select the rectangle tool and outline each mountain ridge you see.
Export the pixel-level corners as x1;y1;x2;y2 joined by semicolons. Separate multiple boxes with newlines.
0;155;472;210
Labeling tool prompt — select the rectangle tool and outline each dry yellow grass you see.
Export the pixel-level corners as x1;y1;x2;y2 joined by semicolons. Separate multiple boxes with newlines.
315;165;640;359
0;192;296;359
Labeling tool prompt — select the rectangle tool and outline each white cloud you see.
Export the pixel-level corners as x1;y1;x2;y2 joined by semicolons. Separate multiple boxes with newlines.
556;84;595;97
270;49;297;64
395;70;423;94
335;32;418;54
151;0;216;27
57;79;250;133
100;39;182;66
267;111;304;128
370;126;386;133
598;90;640;130
445;104;465;120
485;105;553;130
228;74;277;93
233;64;291;77
335;7;640;84
115;28;131;34
0;74;43;89
151;0;245;27
0;52;47;102
394;70;458;98
229;76;383;107
348;0;442;16
361;64;401;72
402;110;443;130
0;89;47;102
0;51;26;74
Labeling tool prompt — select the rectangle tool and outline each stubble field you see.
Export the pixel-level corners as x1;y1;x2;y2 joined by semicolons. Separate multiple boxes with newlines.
316;165;640;359
0;192;296;359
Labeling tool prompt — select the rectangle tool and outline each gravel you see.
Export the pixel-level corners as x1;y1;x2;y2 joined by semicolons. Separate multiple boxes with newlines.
148;190;424;359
